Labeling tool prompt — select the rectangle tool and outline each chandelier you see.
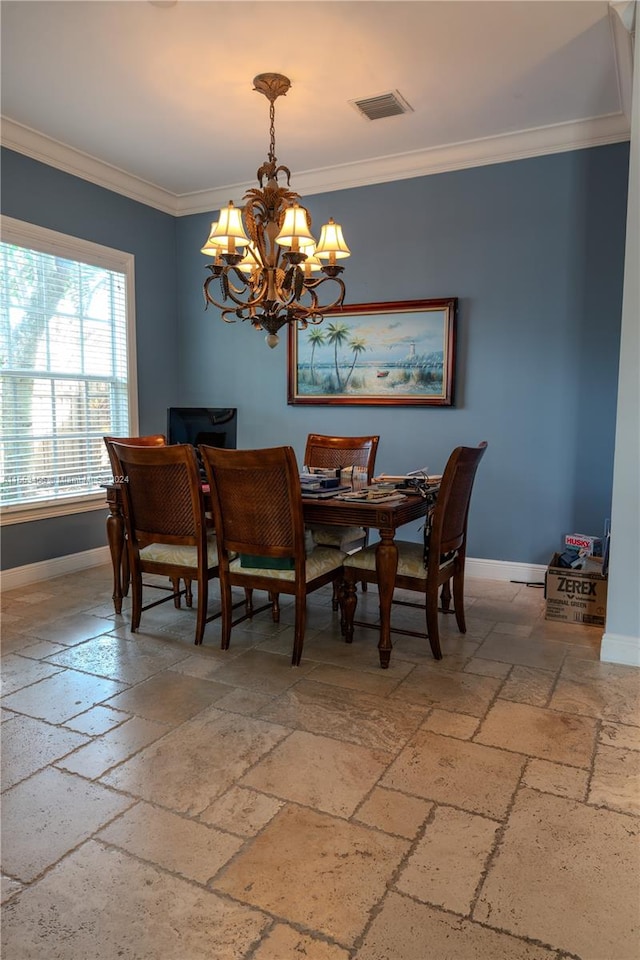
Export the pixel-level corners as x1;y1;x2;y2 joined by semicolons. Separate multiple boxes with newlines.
201;73;351;348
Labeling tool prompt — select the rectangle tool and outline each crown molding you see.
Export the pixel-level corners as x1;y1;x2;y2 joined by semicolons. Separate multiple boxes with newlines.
1;117;177;215
2;112;631;219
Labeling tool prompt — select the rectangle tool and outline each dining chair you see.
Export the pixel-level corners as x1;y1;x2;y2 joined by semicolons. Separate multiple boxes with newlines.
304;433;380;607
104;434;169;601
340;442;488;662
108;441;221;645
199;444;346;666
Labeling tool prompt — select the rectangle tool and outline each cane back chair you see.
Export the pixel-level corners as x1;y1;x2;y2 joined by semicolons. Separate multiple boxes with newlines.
341;442;488;663
200;444;345;666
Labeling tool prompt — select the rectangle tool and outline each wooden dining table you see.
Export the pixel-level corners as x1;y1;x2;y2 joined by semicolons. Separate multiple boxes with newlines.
103;482;437;667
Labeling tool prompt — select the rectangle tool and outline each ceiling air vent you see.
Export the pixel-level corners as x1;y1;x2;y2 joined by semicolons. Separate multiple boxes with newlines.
350;90;413;121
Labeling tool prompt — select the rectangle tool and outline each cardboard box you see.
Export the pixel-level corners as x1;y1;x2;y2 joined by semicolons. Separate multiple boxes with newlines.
564;533;602;556
545;553;608;626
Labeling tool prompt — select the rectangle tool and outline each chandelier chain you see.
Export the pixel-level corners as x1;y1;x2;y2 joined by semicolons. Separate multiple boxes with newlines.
269;100;276;164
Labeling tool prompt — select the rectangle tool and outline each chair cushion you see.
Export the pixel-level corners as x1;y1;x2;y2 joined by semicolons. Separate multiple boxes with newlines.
140;534;219;569
344;540;457;579
229;546;346;582
308;524;366;550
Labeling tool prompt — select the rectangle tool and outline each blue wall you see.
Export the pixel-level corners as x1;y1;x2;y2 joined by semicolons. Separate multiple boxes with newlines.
1;143;628;569
1;148;179;568
177;145;629;565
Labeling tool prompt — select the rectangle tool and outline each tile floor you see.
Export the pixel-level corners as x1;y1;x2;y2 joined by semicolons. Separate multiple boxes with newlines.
1;566;639;959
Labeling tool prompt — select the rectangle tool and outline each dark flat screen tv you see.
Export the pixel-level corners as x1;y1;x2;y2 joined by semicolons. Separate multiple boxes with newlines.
167;408;237;450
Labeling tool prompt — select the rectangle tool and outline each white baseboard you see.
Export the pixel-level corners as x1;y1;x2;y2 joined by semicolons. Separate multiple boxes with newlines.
465;557;546;583
1;548;545;593
600;631;640;667
0;546;111;591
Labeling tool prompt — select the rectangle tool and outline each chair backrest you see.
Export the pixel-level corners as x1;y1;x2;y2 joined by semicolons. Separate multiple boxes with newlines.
104;434;166;477
304;434;379;482
109;442;204;550
200;445;304;564
430;442;488;563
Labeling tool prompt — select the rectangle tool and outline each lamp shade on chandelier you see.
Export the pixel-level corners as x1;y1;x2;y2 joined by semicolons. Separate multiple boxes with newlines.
201;73;351;348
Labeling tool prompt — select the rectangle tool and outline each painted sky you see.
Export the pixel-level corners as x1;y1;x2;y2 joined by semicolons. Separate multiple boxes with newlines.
297;310;446;364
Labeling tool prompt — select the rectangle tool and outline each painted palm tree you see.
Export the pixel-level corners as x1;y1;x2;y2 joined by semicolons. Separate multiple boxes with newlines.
325;321;350;390
343;336;367;390
306;327;326;384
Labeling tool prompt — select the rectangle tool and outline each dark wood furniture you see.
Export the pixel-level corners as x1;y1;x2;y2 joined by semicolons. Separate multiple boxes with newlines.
108;441;220;646
200;445;346;666
104;434;167;601
304;433;380;607
341;442;487;665
103;471;435;666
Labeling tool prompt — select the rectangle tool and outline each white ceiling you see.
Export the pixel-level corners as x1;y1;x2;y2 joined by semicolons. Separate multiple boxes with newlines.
0;1;633;215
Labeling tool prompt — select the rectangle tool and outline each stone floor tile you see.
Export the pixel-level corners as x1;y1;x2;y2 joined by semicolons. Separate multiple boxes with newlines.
474;787;640;959
101;708;289;816
103;671;230;723
599;720;640;751
1;669;126;724
589;743;640;816
355;892;558;959
1;714;89;790
1;841;269;959
63;704;129;735
97;801;244;883
213;804;409;946
390;665;501;717
57;716;170;779
27;612;114;646
521;758;589;801
491;622;534;638
43;633;189;683
498;665;557;706
241;729;392;818
354;787;433;839
252;924;351;960
213;686;276;716
0;653;63;696
392;632;480;671
207;648;317;693
464;657;512;678
381;729;524;818
14;638;68;659
199;785;283;836
396;806;499;914
1;767;132;882
257;678;427;751
550;659;640;726
474;700;596;767
305;661;405;696
1;874;22;904
475;632;569;670
467;600;540;625
422;708;480;739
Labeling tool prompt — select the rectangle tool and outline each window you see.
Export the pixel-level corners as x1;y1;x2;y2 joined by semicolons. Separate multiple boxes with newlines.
0;217;137;524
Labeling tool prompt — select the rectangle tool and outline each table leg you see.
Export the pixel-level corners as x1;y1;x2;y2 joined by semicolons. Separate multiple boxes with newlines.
375;530;398;669
106;497;125;615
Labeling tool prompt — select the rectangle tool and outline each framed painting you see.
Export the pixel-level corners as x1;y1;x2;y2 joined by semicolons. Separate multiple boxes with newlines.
287;297;457;406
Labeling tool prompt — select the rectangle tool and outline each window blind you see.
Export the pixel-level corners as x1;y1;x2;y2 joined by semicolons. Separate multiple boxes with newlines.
0;224;133;512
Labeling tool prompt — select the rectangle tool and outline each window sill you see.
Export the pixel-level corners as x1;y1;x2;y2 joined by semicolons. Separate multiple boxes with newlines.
0;493;107;526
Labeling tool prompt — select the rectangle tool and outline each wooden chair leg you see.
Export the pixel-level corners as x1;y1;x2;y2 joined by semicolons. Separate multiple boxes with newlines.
220;581;233;651
452;557;467;633
440;579;452;612
170;577;181;608
332;581;339;611
184;578;193;608
121;545;130;597
244;588;253;615
270;591;280;623
291;598;307;666
194;575;207;646
131;571;143;632
426;580;443;660
341;577;358;643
